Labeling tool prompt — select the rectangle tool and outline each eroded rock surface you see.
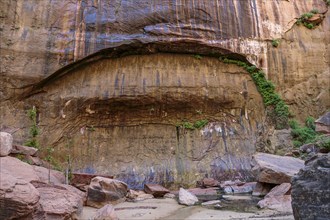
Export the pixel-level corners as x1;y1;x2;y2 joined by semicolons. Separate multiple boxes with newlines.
32;182;85;220
0;172;40;219
0;156;40;182
291;153;330;220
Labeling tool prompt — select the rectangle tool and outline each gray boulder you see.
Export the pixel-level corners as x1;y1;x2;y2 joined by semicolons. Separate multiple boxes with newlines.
315;112;330;134
291;153;330;220
178;188;198;206
0;132;13;156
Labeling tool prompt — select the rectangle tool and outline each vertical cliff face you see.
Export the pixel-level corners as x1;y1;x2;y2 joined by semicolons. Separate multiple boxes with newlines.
0;0;329;187
26;54;264;188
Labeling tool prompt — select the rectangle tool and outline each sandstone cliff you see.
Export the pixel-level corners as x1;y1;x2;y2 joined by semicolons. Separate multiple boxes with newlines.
0;0;329;188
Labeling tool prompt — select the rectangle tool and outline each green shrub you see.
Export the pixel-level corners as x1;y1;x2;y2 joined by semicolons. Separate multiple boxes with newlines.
302;12;314;19
296;10;319;29
315;135;330;150
194;120;208;129
180;119;209;130
290;118;317;147
193;54;203;60
310;9;319;14
305;23;315;29
305;116;316;130
326;0;330;6
272;39;280;47
25;106;40;149
221;58;290;129
182;122;195;130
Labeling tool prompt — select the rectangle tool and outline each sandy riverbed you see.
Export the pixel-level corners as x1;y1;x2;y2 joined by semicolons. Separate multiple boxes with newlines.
80;198;294;220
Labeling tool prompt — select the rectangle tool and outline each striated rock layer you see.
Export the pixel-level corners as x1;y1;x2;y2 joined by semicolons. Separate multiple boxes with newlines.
0;0;329;187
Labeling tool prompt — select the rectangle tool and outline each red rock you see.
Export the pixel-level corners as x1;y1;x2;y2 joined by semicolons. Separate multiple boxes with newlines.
258;183;293;213
92;204;119;220
32;182;85;219
11;144;38;156
0;172;40;219
0;156;40;182
32;165;65;184
251;153;304;184
220;179;245;188
87;177;128;208
265;183;291;198
144;184;170;197
71;172;114;190
258;195;292;213
198;178;220;188
252;182;274;197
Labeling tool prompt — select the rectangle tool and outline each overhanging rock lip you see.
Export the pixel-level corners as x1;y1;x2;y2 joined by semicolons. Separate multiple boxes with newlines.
22;39;249;99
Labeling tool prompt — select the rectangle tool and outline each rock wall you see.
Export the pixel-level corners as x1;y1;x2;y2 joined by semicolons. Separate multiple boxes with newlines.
0;0;329;187
27;54;264;188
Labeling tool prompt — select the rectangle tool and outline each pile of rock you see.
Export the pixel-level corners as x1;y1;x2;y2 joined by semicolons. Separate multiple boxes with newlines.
251;153;304;213
0;132;85;219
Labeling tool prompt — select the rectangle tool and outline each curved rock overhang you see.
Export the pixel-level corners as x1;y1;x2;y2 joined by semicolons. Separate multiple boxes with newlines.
24;41;248;98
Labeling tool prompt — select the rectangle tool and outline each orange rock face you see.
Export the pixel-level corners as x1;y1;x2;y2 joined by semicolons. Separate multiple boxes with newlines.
0;0;329;187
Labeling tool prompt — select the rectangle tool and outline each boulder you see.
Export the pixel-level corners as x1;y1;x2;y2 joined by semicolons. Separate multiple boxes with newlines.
257;183;292;213
33;165;65;184
92;204;118;220
291;153;330;220
258;195;292;213
223;182;257;194
0;132;13;156
126;189;154;201
32;182;85;219
252;182;274;197
315;112;330;134
220;179;245;188
265;183;291;198
0;171;40;219
87;177;128;208
144;184;170;197
71;173;114;191
164;193;176;199
178;188;199;206
0;156;40;182
299;143;318;154
11;144;38;156
268;129;293;154
197;178;220;188
251;153;304;184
